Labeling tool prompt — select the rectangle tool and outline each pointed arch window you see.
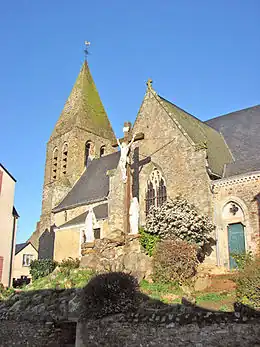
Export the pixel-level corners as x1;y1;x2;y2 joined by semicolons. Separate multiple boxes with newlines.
62;143;68;175
145;168;167;215
85;141;91;166
52;148;58;180
100;145;106;157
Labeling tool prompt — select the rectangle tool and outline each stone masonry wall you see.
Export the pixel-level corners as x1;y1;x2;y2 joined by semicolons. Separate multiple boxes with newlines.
213;172;260;267
132;89;216;264
77;316;260;347
132;89;213;224
39;125;115;253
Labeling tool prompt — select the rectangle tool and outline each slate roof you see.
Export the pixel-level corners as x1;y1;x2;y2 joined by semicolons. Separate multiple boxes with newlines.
15;242;37;255
50;61;116;142
58;203;108;229
53;152;120;213
0;163;16;182
205;105;260;177
159;96;233;177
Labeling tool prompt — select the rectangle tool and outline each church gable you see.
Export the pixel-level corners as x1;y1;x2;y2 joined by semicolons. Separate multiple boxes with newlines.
132;83;213;219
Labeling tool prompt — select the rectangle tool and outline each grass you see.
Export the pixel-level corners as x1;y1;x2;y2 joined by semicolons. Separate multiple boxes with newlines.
24;268;95;291
1;268;236;311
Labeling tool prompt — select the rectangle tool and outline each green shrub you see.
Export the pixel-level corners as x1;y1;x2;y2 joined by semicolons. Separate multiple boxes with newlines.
30;259;58;281
59;257;80;276
0;283;15;300
231;251;253;270
235;256;260;309
153;239;199;284
139;227;160;256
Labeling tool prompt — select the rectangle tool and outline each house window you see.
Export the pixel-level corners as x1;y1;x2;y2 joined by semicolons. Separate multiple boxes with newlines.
62;143;68;175
145;168;167;215
94;228;101;239
100;145;105;157
52;148;58;180
22;254;34;267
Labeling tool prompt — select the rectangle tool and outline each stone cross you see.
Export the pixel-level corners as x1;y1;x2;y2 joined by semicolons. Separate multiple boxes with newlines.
113;122;144;236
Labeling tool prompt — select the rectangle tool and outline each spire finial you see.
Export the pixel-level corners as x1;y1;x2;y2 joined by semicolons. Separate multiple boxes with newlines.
146;78;153;89
84;41;91;60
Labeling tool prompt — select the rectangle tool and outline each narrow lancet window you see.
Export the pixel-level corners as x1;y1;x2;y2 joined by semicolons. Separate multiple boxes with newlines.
85;141;93;166
100;145;105;157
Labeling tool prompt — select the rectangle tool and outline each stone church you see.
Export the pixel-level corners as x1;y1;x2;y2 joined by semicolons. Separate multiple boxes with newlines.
29;59;260;272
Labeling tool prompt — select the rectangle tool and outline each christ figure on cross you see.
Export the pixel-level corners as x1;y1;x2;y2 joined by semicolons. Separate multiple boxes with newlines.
117;133;136;183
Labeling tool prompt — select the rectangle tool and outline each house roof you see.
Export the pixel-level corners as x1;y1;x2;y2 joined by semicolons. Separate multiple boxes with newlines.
15;242;37;255
50;61;116;142
13;206;19;218
53;152;120;213
58;203;108;229
0;163;16;182
158;96;233;177
205;105;260;177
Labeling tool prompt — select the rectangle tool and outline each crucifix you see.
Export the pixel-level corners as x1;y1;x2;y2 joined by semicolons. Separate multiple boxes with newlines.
113;122;144;236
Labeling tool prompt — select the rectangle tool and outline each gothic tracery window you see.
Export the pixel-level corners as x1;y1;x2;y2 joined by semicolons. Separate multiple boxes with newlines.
62;143;68;175
145;168;167;215
52;148;58;180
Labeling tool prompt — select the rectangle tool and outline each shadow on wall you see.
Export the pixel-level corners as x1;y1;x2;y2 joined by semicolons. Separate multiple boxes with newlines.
0;272;260;346
38;226;55;260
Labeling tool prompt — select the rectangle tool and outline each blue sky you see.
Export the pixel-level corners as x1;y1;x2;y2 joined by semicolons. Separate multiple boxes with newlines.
0;1;259;243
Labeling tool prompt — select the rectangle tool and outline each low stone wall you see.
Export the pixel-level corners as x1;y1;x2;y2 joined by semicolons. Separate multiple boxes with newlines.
0;275;260;347
0;289;78;347
76;316;260;347
0;321;76;347
0;288;80;322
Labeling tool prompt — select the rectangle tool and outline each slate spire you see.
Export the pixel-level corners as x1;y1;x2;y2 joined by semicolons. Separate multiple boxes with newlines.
50;61;116;141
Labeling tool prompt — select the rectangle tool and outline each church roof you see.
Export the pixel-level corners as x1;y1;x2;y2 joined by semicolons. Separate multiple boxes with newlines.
50;61;116;142
53;151;120;213
205;105;260;177
58;203;108;229
158;96;233;177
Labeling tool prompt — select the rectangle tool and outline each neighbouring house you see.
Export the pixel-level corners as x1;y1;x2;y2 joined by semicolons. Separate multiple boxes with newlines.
28;58;260;274
13;242;38;284
0;163;19;287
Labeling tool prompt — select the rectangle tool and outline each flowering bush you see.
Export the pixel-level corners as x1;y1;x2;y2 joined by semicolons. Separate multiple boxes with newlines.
145;198;214;248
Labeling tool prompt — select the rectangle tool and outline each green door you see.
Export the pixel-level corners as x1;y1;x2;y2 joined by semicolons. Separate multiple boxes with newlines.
228;223;245;269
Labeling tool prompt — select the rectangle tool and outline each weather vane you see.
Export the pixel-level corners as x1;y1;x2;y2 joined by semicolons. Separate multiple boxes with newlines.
84;41;91;60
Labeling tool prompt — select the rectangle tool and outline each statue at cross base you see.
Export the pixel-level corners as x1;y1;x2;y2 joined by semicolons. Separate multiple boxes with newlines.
129;197;139;235
117;133;137;183
84;207;96;242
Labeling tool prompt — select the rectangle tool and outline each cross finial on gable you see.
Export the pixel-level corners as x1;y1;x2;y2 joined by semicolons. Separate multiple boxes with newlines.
146;78;153;90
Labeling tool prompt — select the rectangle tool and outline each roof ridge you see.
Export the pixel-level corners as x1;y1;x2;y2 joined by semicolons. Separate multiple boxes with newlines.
206;104;260;122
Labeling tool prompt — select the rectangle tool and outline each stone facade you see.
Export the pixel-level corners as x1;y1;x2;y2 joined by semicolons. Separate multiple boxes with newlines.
213;172;260;268
30;60;260;274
